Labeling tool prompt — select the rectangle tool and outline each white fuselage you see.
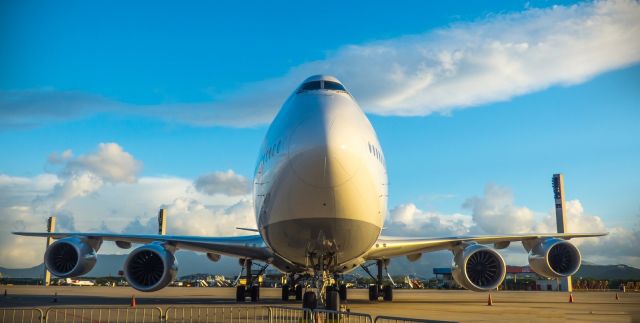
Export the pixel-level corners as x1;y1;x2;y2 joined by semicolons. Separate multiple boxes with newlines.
253;75;388;272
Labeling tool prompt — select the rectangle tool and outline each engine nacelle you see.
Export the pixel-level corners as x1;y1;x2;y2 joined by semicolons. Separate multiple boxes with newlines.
124;243;178;292
452;244;506;292
44;236;99;278
528;238;581;278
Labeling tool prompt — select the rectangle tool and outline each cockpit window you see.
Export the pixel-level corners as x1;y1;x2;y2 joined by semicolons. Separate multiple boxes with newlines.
323;81;346;92
298;81;322;93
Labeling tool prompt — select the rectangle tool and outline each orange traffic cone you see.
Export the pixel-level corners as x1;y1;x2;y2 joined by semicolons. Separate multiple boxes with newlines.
568;293;574;303
487;293;493;306
130;295;137;307
615;293;619;300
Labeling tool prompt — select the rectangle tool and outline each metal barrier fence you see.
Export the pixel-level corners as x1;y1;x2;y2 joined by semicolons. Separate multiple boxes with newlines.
313;308;373;323
165;306;270;323
44;306;163;323
374;315;456;323
268;306;313;323
1;305;449;323
0;308;44;323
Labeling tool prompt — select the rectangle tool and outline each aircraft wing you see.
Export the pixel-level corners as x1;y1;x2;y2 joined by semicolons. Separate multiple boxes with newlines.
363;232;607;260
12;232;272;261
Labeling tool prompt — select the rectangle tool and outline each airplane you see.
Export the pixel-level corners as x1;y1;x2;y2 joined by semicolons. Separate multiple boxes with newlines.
15;75;606;310
64;278;95;286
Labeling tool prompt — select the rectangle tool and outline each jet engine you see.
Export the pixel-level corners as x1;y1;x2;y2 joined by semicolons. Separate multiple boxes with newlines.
124;243;178;292
452;244;506;291
44;236;100;278
528;238;581;278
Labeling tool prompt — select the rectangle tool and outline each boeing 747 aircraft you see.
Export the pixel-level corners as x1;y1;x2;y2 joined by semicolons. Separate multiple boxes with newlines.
15;75;606;309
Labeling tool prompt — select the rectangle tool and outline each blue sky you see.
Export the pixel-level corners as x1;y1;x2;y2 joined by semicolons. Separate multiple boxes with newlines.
1;0;639;268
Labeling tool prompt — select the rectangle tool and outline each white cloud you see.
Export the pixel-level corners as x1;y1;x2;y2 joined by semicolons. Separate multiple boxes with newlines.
462;184;537;234
1;0;638;128
386;184;640;267
61;143;142;184
387;203;472;236
0;144;254;268
194;170;251;196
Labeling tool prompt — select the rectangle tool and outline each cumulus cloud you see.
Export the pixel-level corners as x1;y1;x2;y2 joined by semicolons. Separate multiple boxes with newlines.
0;143;254;268
387;203;472;236
385;184;639;267
2;0;638;128
194;170;251;196
462;184;537;234
61;143;142;183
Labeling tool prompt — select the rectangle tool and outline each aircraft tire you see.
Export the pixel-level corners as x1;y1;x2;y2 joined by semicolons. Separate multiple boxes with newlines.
325;290;340;311
339;284;348;301
368;285;378;301
236;285;245;302
302;291;317;310
250;285;260;302
383;285;393;301
281;284;290;301
295;285;303;301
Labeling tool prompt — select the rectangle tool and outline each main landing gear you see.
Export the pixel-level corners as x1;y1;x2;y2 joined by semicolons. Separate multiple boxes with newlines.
235;259;268;303
281;274;304;301
361;259;394;301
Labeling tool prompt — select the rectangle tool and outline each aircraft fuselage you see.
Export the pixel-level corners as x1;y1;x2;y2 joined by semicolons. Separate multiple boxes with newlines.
254;75;388;272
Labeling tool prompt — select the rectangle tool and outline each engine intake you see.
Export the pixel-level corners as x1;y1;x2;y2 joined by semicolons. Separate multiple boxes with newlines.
44;237;99;277
124;243;177;292
452;244;506;291
528;238;581;278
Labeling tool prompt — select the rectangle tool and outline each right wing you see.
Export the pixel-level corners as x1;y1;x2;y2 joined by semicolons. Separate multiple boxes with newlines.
363;232;607;260
13;231;272;261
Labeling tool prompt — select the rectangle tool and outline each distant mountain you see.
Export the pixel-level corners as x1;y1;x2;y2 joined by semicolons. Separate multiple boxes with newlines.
575;264;640;280
2;251;639;281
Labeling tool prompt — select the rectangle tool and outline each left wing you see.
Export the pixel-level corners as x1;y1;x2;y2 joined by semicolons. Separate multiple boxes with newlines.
363;232;607;259
13;232;272;261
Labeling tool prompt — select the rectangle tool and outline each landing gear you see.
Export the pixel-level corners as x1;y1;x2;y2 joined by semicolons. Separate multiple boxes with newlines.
361;259;394;301
235;258;266;303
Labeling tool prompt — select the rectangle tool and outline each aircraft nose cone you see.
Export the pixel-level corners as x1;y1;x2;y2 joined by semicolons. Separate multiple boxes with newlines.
289;114;362;188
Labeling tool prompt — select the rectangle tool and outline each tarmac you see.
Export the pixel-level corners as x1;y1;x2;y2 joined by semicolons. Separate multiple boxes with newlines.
1;286;639;322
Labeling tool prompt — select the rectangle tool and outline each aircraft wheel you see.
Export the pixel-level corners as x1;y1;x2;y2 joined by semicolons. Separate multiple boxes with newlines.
325;290;340;311
368;285;379;301
295;284;303;301
302;291;317;310
339;284;348;301
281;284;290;301
383;285;393;301
236;285;246;302
250;285;260;302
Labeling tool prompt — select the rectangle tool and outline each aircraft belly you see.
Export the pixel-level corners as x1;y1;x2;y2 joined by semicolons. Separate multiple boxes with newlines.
262;217;380;268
